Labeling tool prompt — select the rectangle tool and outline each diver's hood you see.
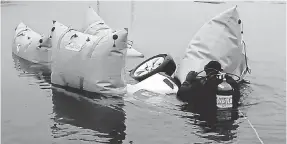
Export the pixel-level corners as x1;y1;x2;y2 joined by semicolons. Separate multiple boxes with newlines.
175;6;248;83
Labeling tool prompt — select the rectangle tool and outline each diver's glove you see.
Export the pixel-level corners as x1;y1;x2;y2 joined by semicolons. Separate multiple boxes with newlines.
185;71;198;84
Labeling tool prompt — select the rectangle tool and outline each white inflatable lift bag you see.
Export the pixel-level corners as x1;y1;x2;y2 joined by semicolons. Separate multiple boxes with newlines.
176;6;248;83
12;22;51;63
83;6;144;58
50;21;128;94
82;6;112;37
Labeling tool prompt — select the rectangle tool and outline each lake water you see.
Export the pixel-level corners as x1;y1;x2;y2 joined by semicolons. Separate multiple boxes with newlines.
1;1;286;144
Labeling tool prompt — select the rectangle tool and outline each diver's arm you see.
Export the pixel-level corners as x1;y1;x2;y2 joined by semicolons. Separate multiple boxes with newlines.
176;71;199;102
225;75;239;91
176;81;192;102
176;80;200;102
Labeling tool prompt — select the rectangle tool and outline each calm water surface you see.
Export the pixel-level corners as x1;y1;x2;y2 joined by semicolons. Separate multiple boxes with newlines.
1;1;286;144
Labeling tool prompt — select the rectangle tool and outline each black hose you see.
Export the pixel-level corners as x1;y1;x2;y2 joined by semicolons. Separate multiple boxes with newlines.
195;68;241;82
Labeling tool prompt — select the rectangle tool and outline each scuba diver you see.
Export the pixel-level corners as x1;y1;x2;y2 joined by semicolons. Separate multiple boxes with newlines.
176;61;240;112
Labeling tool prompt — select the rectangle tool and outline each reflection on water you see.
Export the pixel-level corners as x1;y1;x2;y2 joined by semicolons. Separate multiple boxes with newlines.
176;83;254;143
11;42;258;144
51;87;126;144
5;1;286;144
12;49;251;144
12;53;127;144
12;53;52;90
180;102;240;143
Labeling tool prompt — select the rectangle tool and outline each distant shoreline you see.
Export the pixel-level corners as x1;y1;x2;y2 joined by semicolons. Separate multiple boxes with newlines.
1;0;10;3
1;0;285;5
193;0;285;4
1;0;24;6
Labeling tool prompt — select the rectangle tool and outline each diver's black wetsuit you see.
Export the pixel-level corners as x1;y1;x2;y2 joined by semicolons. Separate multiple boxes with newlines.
176;71;240;112
175;60;241;127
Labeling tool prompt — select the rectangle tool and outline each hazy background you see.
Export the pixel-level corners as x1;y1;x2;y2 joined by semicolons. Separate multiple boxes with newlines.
1;1;286;144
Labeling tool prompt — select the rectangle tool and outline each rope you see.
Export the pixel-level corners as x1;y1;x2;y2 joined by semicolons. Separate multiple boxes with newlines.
97;0;100;16
243;41;251;75
239;110;265;144
127;0;135;48
130;0;135;36
241;20;251;75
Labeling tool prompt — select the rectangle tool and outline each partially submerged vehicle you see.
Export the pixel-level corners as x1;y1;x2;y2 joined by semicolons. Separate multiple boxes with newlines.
128;6;250;115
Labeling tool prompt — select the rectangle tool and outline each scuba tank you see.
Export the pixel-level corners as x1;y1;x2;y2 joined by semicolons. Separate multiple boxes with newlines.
216;74;234;109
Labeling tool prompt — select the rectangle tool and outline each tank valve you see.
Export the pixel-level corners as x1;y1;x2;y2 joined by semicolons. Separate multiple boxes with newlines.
113;34;118;47
86;37;90;42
